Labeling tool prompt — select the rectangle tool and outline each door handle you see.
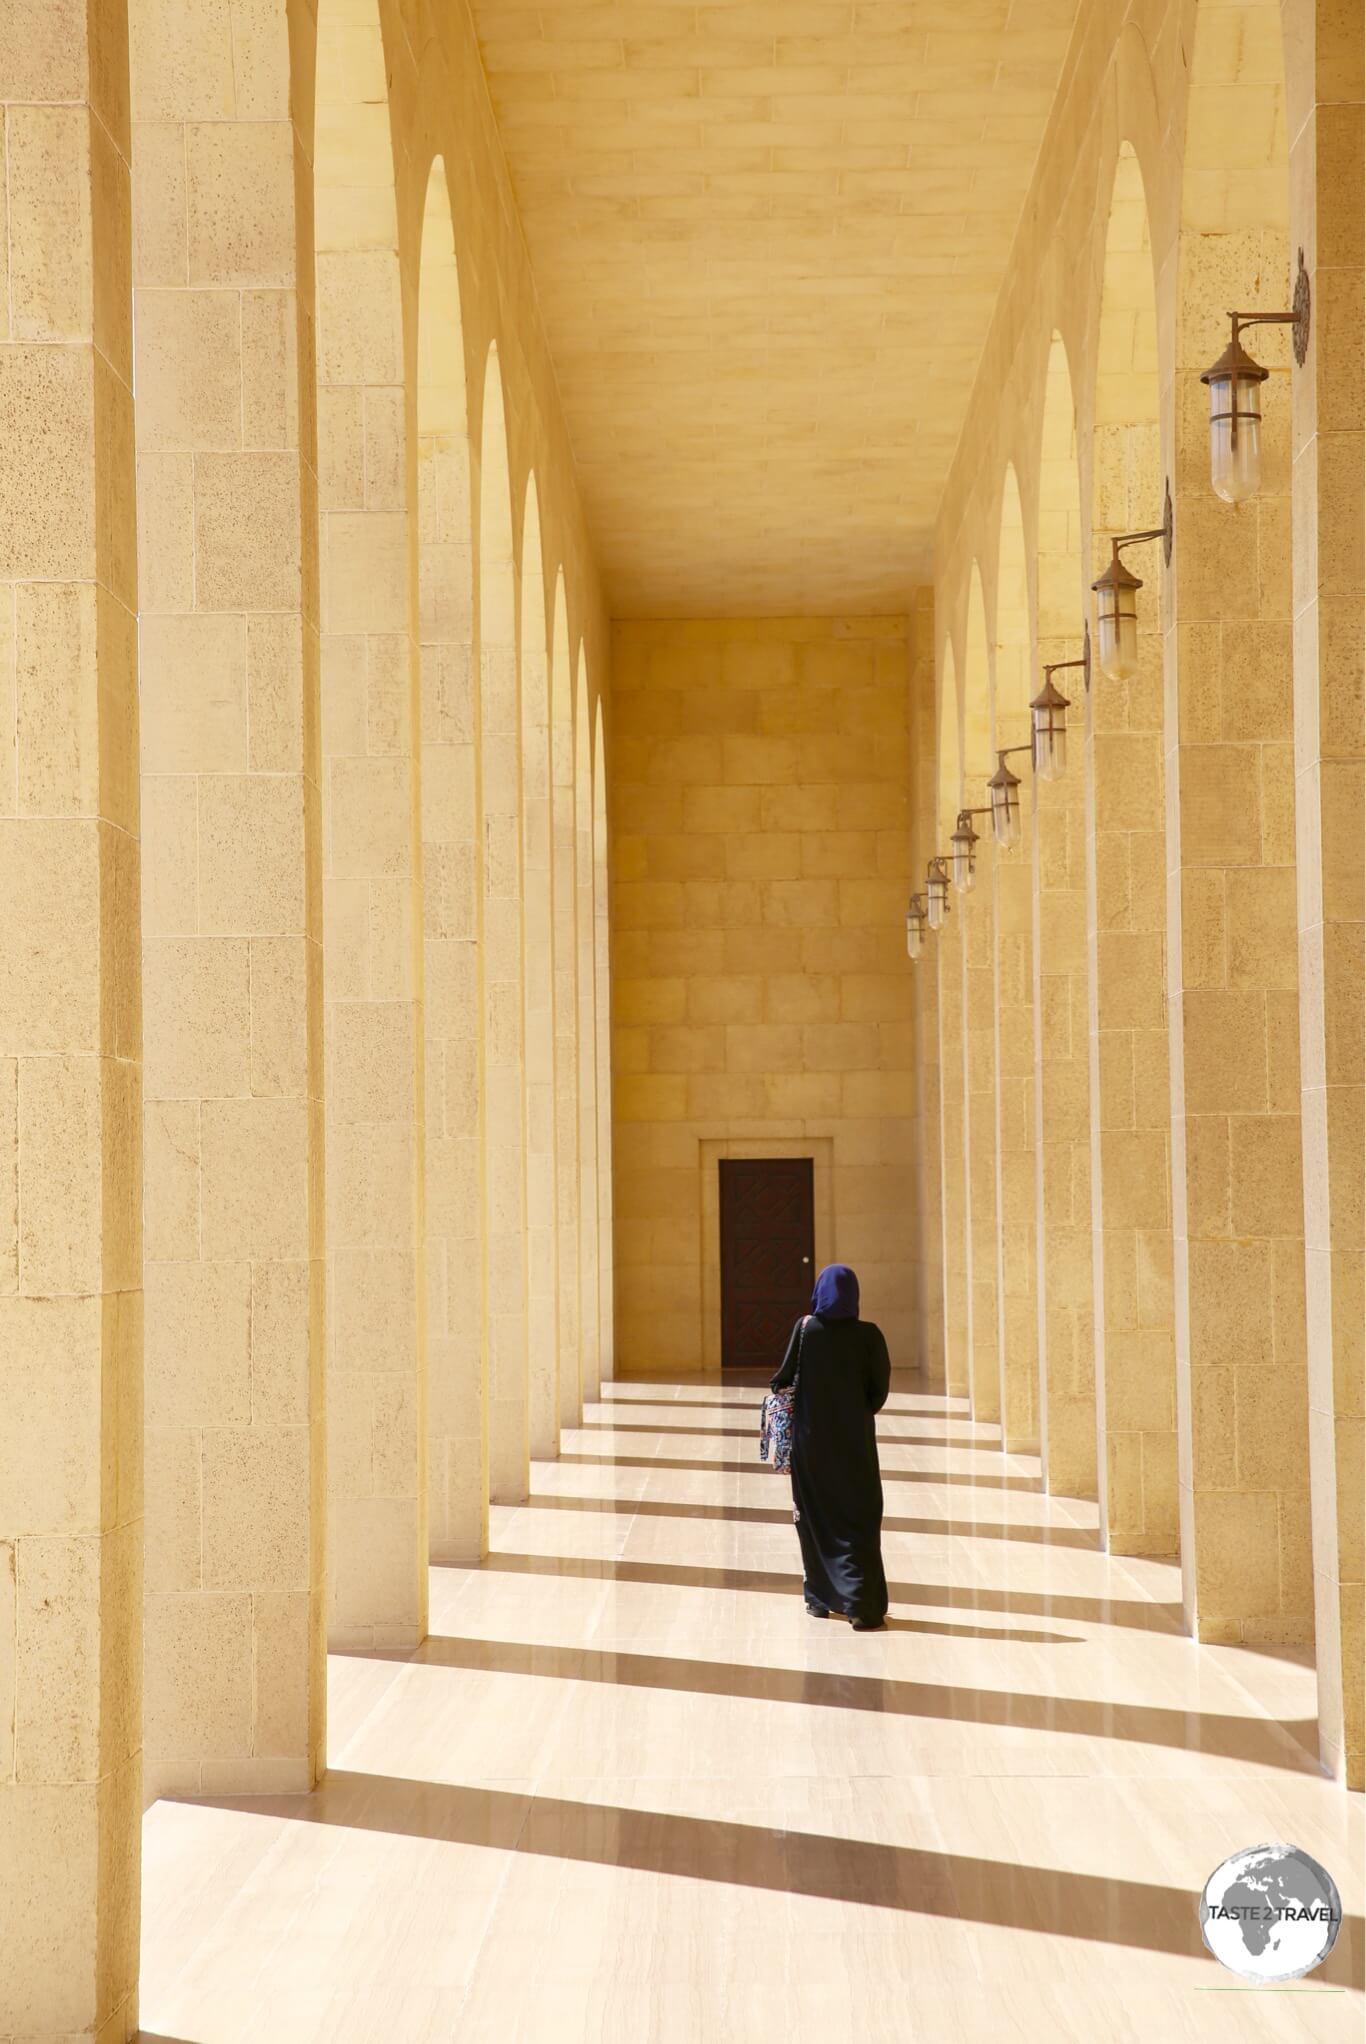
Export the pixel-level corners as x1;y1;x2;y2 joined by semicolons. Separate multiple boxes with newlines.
802;1256;810;1264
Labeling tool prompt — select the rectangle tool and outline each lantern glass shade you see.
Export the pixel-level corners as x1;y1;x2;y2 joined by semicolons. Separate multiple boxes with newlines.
950;824;977;893
926;867;948;930
1030;679;1070;783
988;763;1021;850
1202;333;1269;506
1093;561;1141;682
1208;369;1264;503
906;905;924;961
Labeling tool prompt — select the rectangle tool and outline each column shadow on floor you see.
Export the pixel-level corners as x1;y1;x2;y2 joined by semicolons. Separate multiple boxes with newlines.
381;1635;1320;1772
575;1420;1002;1448
475;1551;1189;1634
520;1492;1098;1547
555;1451;1046;1493
206;1770;1363;1985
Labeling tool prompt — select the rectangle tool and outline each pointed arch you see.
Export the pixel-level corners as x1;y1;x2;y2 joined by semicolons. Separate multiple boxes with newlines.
574;648;600;1405
479;345;529;1504
417;156;484;1563
551;577;582;1426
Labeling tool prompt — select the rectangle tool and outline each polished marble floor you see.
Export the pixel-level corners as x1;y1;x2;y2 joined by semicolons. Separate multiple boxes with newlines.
140;1379;1363;2041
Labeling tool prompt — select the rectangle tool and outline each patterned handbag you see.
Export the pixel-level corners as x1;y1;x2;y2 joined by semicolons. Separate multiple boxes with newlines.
759;1317;808;1472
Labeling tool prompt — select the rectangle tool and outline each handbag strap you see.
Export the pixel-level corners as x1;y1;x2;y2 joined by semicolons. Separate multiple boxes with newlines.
793;1313;810;1380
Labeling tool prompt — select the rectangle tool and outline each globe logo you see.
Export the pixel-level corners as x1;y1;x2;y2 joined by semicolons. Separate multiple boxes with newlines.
1200;1842;1342;1983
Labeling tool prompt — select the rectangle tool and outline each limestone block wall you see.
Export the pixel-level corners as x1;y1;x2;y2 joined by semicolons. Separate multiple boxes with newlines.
609;617;918;1378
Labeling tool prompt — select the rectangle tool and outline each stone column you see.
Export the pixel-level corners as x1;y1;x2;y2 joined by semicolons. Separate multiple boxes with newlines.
1031;656;1098;1499
594;724;616;1380
314;16;425;1651
992;725;1040;1452
1086;473;1178;1557
963;871;1002;1426
1286;0;1365;1782
1166;231;1312;1648
576;681;601;1404
131;0;326;1795
0;2;143;2033
936;905;971;1399
553;645;582;1427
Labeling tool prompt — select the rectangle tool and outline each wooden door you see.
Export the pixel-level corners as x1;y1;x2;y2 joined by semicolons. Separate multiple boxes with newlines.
718;1158;815;1371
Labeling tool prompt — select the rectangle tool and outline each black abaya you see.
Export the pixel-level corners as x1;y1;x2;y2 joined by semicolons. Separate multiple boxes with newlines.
770;1312;891;1622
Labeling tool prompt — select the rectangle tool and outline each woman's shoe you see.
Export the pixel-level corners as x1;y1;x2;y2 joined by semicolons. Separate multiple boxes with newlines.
850;1617;886;1632
804;1599;829;1618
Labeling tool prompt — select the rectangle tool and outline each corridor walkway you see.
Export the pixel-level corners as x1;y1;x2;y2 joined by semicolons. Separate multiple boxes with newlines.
140;1381;1363;2042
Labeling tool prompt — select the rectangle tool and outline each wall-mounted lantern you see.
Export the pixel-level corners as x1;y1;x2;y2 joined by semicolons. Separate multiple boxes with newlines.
987;749;1029;850
926;857;951;930
906;893;927;960
1091;485;1173;683
1200;253;1310;504
950;809;989;893
1029;627;1090;782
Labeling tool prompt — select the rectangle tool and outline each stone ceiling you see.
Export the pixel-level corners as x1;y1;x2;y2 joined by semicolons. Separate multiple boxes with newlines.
471;2;1080;616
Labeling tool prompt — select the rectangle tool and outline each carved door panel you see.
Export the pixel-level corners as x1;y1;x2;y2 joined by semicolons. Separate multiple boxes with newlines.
718;1158;815;1371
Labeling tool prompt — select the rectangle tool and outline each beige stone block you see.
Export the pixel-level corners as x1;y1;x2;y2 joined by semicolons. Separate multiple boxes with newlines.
252;1590;313;1756
248;614;305;775
761;973;840;1024
12;581;100;819
0;819;101;1054
144;1590;251;1761
1228;1114;1305;1239
327;1001;414;1124
136;450;195;613
1192;1489;1282;1620
723;832;801;880
760;878;839;927
760;782;840;833
1095;932;1164;1032
645;831;726;881
614;1074;687;1122
140;613;247;773
685;1073;768;1119
200;1097;309;1260
0;1296;104;1534
198;774;305;936
686;976;763;1025
327;1121;413;1249
0;345;97;581
242;289;298;449
1180;989;1269;1115
1188;1237;1275;1373
762;1072;841;1119
249;936;310;1098
725;1022;803;1073
6;104;95;345
202;1426;310;1590
14;1533;101;1780
143;936;250;1100
615;977;685;1027
145;1428;202;1593
331;1250;416;1375
17;1056;106;1297
145;1257;251;1428
250;1260;312;1427
194;452;301;611
647;1025;724;1073
650;929;725;977
1179;744;1263;867
842;1070;914;1118
186;120;295;286
135;286;243;451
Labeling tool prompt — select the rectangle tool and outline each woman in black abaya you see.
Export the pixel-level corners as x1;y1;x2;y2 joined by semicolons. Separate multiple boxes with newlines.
770;1263;891;1630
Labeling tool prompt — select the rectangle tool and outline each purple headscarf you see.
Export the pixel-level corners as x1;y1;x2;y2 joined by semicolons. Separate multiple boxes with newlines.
811;1263;859;1321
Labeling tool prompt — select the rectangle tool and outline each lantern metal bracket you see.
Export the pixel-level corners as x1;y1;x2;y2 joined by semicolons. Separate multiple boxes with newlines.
1222;249;1312;374
1042;631;1091;699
